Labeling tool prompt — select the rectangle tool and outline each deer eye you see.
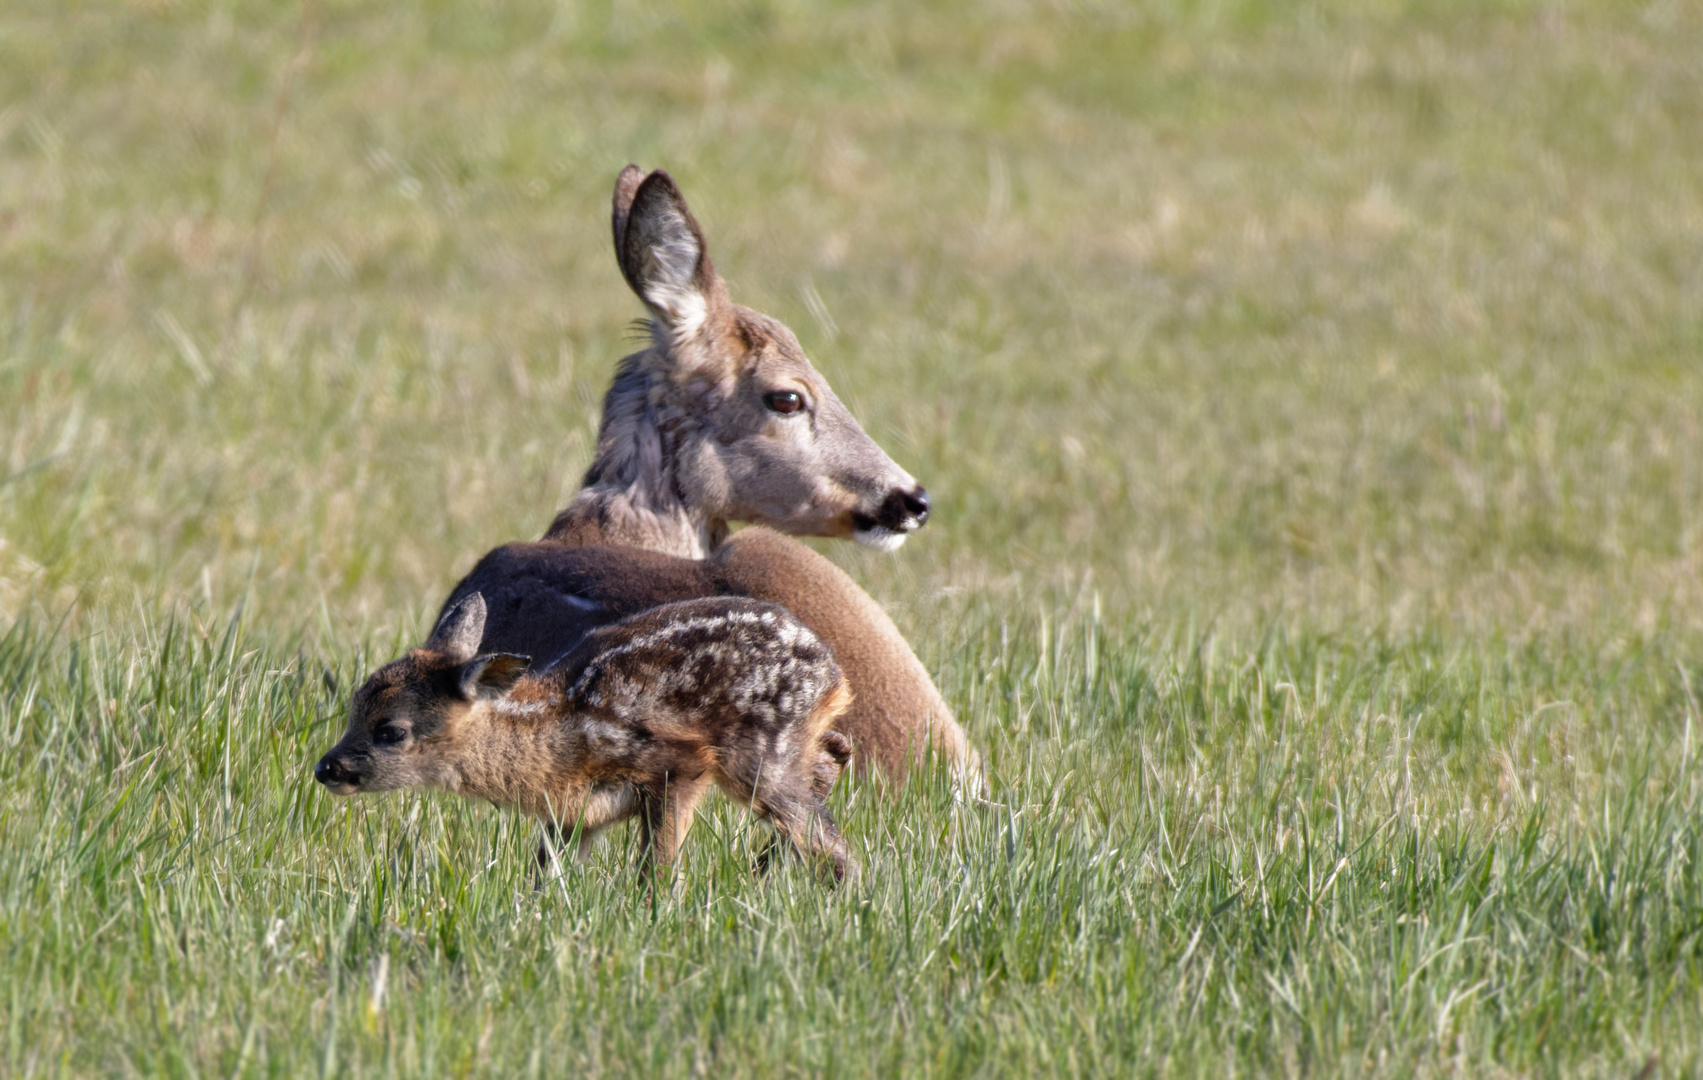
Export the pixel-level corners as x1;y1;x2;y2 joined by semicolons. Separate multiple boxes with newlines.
763;390;804;415
374;724;409;746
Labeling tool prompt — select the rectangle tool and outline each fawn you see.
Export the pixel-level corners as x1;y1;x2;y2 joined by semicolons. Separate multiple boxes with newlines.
314;592;859;883
502;166;979;786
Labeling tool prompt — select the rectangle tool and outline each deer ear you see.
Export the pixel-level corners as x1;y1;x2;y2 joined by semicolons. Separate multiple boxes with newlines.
819;730;853;769
618;170;724;340
456;653;531;701
611;163;644;263
426;592;486;663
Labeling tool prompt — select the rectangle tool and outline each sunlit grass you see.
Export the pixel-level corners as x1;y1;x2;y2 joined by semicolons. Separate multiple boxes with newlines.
3;0;1702;1074
3;606;1700;1075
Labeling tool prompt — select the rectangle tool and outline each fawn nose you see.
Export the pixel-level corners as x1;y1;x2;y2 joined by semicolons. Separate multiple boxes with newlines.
315;755;352;787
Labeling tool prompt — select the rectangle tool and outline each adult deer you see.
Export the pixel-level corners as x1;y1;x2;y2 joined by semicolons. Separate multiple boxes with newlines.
484;167;978;786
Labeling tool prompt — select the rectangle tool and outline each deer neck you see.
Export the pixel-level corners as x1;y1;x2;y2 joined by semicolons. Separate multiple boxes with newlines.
547;488;718;559
544;352;723;559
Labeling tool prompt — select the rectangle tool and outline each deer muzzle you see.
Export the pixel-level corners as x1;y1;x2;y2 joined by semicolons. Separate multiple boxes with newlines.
851;484;931;551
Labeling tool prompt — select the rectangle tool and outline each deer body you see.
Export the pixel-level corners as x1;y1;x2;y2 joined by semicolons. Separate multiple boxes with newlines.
443;527;970;784
316;594;857;883
509;167;978;785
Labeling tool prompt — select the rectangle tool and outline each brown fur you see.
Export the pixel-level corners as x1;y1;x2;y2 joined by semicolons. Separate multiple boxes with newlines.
315;594;858;884
521;166;979;788
442;529;978;787
714;528;971;783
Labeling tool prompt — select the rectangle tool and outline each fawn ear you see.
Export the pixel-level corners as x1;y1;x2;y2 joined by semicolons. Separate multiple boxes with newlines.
457;653;531;701
617;170;726;341
427;592;487;663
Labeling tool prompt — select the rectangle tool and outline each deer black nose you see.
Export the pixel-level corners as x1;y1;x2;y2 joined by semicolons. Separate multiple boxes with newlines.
859;486;933;536
901;486;930;526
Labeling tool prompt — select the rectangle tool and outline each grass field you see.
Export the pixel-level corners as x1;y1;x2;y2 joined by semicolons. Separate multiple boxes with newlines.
4;0;1703;1074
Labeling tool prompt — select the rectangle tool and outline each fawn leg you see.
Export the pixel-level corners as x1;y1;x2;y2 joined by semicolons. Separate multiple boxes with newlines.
535;821;566;883
635;774;709;880
534;785;642;884
720;766;858;885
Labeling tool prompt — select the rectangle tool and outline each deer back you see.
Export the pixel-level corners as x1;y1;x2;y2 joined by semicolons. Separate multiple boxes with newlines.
442;542;717;671
442;530;980;786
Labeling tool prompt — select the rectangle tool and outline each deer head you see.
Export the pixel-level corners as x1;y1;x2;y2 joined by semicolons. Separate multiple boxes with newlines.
555;167;930;557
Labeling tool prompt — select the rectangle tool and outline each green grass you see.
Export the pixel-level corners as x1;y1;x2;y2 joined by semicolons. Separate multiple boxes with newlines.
3;0;1703;1074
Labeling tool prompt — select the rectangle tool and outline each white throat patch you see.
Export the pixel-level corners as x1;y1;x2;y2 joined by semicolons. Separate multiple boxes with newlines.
852;525;908;553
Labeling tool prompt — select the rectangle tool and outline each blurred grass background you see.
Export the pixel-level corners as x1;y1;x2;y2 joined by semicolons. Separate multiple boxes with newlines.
5;0;1699;637
3;0;1703;1075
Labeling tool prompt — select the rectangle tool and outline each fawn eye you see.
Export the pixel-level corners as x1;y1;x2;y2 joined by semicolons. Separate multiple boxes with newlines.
763;390;804;415
374;724;408;746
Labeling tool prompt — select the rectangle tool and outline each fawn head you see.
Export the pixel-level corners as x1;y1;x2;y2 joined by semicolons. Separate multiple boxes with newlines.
314;594;530;795
590;166;930;551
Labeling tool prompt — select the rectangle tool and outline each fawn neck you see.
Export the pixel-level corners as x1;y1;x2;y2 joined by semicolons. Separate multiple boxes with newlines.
446;692;576;815
545;352;723;558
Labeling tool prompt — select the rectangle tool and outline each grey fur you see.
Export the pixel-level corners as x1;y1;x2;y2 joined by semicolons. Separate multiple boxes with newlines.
546;167;929;558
